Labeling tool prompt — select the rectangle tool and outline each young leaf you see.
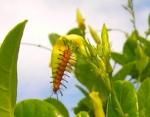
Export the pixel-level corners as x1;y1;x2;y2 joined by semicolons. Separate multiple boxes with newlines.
138;78;150;117
0;20;27;117
89;91;105;117
44;98;69;117
101;24;111;61
76;9;85;30
14;99;63;117
88;26;101;44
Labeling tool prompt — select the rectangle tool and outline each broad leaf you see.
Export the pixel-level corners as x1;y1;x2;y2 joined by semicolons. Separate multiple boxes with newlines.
138;78;150;117
44;98;69;117
14;99;63;117
107;81;138;117
0;20;27;117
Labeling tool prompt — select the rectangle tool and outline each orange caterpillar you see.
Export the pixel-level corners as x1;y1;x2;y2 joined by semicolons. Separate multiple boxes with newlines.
52;48;76;96
50;34;86;97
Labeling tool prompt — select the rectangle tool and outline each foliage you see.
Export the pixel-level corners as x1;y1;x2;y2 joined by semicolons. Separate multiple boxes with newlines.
0;0;149;117
0;20;27;117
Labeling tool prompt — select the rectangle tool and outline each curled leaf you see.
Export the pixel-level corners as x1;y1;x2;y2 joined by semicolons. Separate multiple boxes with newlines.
50;34;86;68
101;24;111;61
88;25;101;44
89;91;105;117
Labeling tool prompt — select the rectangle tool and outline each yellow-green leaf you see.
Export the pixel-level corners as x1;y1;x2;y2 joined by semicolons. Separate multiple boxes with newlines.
101;24;111;61
88;26;101;44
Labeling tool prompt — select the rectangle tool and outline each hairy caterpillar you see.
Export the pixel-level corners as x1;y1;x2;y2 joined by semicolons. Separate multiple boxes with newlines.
50;34;85;97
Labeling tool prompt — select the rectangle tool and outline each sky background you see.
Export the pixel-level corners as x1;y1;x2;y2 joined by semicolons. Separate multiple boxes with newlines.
0;0;150;116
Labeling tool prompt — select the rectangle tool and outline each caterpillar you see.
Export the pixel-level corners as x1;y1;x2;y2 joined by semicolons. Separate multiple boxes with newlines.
52;49;76;96
50;34;85;97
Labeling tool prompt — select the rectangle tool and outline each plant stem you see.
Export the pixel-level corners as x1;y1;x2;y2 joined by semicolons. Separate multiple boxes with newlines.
21;42;51;51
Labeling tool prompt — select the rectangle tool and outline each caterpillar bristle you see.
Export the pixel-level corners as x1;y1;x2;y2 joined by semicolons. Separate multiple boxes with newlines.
62;78;68;83
64;73;70;77
59;90;63;96
61;83;67;89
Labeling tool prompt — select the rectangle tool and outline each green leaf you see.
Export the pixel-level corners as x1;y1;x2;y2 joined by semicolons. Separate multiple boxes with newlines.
44;98;69;117
0;20;27;117
75;111;90;117
14;99;63;117
113;61;136;81
48;33;60;46
67;27;84;37
111;52;127;65
107;81;138;117
138;78;150;117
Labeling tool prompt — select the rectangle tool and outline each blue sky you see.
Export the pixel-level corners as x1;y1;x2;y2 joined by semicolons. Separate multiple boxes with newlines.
0;0;150;116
